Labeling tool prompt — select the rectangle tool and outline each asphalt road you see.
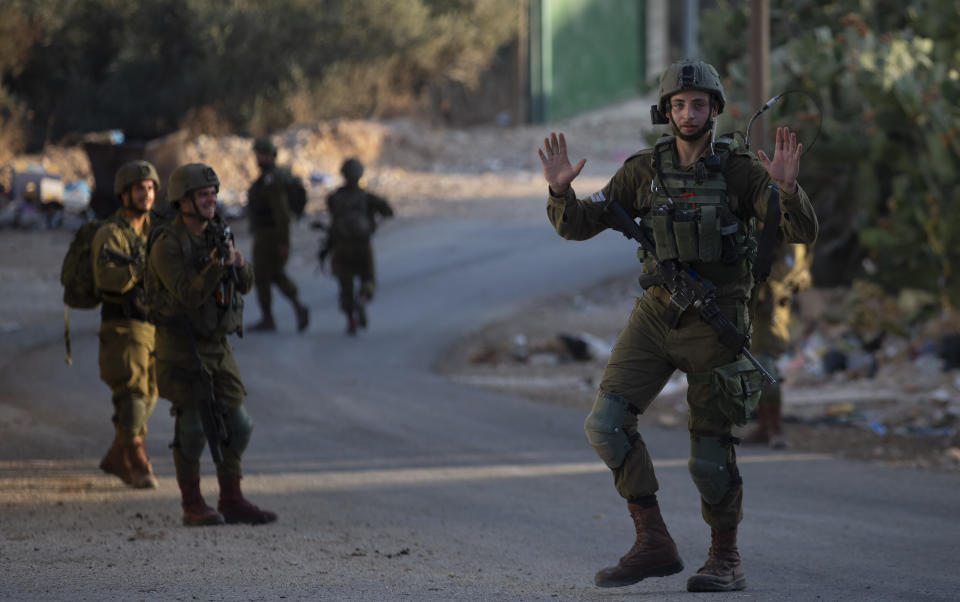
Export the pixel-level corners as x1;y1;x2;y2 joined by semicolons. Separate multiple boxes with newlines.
1;195;958;601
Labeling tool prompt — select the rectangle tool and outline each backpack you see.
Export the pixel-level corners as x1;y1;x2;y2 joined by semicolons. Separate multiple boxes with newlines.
331;189;373;243
284;171;308;220
60;219;104;309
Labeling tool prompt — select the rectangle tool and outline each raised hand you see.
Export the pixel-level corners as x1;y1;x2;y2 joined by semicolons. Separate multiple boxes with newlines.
758;126;802;195
538;132;586;194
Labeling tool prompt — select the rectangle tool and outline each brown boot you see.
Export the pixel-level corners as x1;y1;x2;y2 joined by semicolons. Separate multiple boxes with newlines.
594;502;684;588
686;527;746;592
99;437;133;484
126;438;159;489
217;475;277;525
178;478;225;527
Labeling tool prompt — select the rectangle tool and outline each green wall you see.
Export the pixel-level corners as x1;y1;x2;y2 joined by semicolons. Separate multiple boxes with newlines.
530;0;646;122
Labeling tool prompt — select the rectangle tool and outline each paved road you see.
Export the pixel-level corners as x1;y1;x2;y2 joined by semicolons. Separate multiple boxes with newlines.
1;196;958;601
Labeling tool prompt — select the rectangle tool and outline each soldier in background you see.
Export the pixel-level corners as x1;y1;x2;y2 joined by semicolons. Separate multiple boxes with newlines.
147;163;276;526
92;160;160;489
325;158;394;335
743;243;813;449
247;137;309;333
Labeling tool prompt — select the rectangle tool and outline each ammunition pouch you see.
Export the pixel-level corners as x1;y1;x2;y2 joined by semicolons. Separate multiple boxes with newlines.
691;357;763;426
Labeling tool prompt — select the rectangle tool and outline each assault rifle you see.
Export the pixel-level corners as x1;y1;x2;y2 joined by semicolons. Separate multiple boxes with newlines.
602;199;776;384
176;320;229;464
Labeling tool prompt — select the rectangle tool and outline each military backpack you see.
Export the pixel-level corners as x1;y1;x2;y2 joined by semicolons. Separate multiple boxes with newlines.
331;188;374;243
60;219;106;309
283;170;308;220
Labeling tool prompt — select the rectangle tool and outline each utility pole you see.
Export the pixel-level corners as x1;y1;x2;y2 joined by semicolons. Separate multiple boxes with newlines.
749;0;770;151
683;0;699;58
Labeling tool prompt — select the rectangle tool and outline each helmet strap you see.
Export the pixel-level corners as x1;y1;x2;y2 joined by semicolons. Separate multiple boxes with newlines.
179;193;209;225
672;118;714;143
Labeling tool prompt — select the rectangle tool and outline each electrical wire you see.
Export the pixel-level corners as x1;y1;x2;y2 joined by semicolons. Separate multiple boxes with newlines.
745;89;822;158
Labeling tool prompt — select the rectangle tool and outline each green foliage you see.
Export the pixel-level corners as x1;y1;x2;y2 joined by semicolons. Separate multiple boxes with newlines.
0;0;518;143
701;0;960;309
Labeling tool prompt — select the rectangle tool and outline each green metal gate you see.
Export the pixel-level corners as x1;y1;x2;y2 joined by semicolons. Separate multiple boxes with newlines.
529;0;646;122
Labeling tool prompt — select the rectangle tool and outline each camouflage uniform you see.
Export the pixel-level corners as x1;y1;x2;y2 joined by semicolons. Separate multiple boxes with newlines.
248;137;308;332
325;159;394;334
744;243;813;447
544;60;818;592
147;163;276;526
93;161;159;489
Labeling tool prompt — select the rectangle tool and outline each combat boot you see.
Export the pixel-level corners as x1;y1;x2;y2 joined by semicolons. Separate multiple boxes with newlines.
354;304;367;330
295;303;310;333
686;527;746;592
594;502;684;588
217;475;277;525
178;478;225;527
99;436;133;485
125;438;159;489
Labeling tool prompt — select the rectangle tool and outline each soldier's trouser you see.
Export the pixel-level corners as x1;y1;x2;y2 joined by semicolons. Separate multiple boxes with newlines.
253;239;299;318
587;291;746;530
157;341;250;481
98;320;158;443
331;245;375;314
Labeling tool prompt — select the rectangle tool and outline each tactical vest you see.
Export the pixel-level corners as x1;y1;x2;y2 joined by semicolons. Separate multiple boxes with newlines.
145;216;244;340
98;211;149;307
642;135;756;288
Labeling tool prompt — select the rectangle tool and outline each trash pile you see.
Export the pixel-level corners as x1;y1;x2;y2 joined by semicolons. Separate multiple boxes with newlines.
457;279;960;464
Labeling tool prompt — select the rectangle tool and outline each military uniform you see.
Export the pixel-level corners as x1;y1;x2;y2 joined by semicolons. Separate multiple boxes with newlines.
744;242;812;447
248;137;308;332
326;160;393;334
93;161;160;489
543;60;818;592
93;209;157;439
147;162;276;526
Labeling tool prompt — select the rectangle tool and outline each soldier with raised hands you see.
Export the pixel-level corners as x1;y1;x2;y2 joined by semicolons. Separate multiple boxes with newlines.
540;59;818;592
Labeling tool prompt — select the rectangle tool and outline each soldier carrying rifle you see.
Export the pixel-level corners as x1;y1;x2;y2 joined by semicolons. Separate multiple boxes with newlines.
146;163;276;527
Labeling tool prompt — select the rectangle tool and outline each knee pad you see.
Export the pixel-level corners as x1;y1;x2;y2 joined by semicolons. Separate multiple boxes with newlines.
222;406;254;457
174;407;206;462
584;391;633;469
688;434;735;504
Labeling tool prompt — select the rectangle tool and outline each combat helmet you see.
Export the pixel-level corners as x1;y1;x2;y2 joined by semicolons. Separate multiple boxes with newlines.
167;163;220;206
252;136;277;155
114;160;160;198
655;59;726;120
340;158;364;181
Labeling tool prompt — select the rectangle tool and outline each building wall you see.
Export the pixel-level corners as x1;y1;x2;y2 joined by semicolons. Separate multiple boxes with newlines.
529;0;647;122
